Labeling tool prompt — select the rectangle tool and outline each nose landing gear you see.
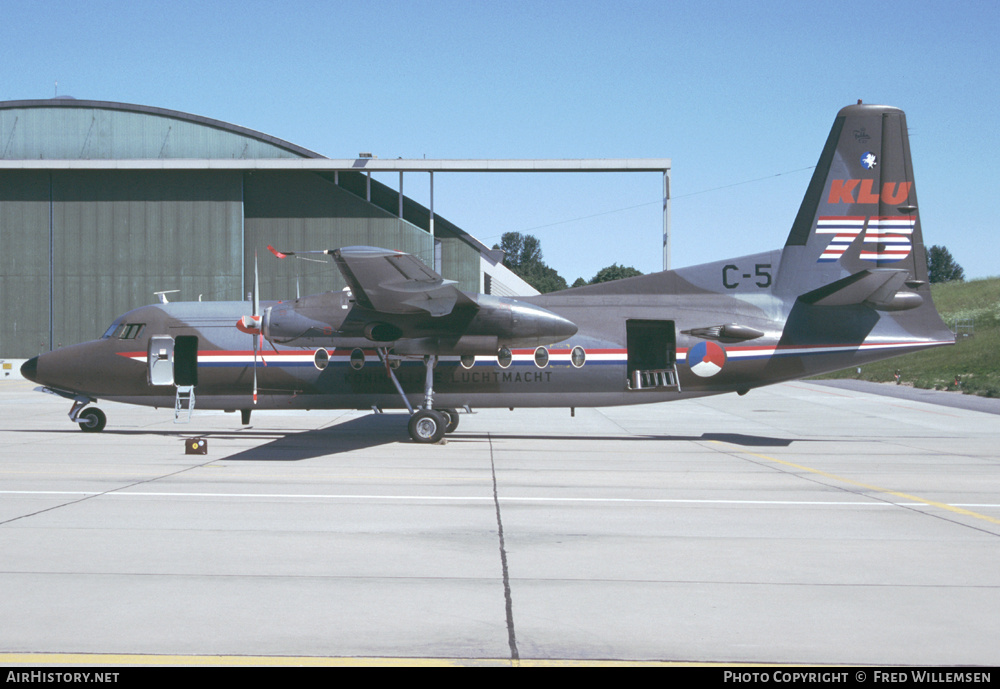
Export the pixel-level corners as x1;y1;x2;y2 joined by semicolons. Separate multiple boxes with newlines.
66;395;107;433
38;389;108;433
77;407;107;433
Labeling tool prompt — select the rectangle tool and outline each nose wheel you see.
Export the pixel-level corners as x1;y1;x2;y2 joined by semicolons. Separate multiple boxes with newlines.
77;407;107;433
59;396;108;433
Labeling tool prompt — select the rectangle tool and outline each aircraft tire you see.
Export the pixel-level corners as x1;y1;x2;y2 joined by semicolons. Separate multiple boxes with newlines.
408;409;447;444
78;407;107;433
441;408;460;433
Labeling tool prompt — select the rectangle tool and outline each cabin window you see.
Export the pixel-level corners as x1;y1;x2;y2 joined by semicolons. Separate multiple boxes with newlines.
534;347;549;368
314;348;329;371
497;346;512;369
350;348;366;370
460;354;476;369
571;346;586;368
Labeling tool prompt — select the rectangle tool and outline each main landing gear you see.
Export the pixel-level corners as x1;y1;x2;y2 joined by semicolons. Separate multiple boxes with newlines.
378;349;461;444
408;409;449;444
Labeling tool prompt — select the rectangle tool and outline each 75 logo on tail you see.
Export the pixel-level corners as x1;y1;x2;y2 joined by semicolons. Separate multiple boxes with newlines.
816;215;915;263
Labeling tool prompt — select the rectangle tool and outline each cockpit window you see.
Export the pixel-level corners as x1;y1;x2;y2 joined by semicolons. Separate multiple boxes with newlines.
103;323;145;340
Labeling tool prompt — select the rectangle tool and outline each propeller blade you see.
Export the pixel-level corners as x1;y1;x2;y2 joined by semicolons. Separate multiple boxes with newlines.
267;245;330;263
250;251;262;404
253;251;260;318
253;324;259;405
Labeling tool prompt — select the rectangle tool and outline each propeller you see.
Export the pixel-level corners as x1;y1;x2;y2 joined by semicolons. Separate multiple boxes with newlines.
236;252;266;404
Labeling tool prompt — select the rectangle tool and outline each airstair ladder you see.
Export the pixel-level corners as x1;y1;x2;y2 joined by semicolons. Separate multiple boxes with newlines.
629;365;682;392
174;385;195;423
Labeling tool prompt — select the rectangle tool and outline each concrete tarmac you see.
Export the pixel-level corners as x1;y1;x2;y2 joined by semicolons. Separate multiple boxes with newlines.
0;380;998;666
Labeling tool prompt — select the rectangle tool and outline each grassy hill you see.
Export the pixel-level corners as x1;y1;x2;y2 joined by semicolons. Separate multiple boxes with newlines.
812;276;1000;397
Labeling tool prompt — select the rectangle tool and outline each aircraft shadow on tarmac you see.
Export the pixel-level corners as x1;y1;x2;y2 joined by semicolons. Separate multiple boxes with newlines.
216;427;802;461
15;416;805;461
188;420;803;461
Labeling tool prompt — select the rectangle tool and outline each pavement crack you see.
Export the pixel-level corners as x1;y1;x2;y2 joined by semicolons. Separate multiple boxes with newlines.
488;432;519;662
0;456;220;527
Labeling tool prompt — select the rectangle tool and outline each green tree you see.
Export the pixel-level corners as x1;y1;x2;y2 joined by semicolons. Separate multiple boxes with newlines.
926;245;965;284
493;232;567;293
520;262;568;293
572;264;644;286
590;264;643;284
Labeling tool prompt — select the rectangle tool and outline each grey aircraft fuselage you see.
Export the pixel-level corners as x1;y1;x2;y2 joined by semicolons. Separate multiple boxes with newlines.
21;103;955;440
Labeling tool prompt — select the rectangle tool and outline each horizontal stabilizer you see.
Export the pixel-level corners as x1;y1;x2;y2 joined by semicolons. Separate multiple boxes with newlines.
798;269;922;311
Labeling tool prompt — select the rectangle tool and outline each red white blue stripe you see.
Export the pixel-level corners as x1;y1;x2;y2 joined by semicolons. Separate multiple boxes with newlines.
118;340;952;370
860;216;915;262
816;216;866;263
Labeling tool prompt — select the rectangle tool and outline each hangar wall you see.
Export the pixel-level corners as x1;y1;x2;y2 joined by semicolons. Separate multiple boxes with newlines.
243;171;433;302
0;99;482;358
0;171;50;357
0;170;244;355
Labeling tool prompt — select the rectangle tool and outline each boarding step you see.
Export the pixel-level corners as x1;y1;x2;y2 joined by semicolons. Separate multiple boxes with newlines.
628;366;681;392
174;385;195;423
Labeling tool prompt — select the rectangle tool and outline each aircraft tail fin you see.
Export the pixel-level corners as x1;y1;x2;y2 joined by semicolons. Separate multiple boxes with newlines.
769;103;953;352
775;103;928;296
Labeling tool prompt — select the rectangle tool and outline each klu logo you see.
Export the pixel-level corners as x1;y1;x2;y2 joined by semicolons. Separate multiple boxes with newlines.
827;179;912;205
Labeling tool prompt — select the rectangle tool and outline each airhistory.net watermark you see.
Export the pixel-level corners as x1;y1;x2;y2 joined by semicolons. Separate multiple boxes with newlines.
6;673;119;684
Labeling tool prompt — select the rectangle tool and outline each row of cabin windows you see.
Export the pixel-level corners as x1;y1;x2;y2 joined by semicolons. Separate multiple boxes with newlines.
97;325;589;371
313;346;588;371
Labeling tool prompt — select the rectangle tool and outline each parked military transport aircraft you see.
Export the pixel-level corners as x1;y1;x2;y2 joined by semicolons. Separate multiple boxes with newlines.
22;103;954;443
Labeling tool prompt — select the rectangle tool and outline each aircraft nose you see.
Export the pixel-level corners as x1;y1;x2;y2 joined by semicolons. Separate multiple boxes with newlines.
20;356;38;383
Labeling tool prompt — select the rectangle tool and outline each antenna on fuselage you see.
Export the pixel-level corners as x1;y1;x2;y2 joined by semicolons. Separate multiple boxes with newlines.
154;290;180;304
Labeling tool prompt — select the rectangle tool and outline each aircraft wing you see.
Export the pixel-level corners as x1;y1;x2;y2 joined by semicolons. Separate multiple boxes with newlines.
332;246;476;318
263;244;575;350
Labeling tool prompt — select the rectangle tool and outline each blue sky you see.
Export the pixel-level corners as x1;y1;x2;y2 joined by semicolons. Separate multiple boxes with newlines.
5;0;998;282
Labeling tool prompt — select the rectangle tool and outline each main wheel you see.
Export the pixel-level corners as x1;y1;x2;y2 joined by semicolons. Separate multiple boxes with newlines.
78;407;107;433
408;409;447;444
440;408;460;433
